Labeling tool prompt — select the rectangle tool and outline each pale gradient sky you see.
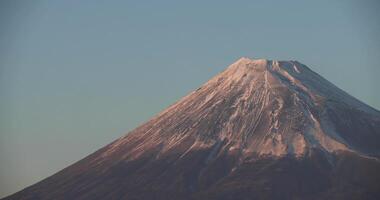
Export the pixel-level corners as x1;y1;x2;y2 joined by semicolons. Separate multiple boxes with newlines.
1;0;379;198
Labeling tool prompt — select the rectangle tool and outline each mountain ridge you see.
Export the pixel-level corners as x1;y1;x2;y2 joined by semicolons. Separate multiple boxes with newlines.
4;57;380;200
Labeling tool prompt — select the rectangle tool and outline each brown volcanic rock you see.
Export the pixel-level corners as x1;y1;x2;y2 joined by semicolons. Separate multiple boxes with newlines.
4;58;380;200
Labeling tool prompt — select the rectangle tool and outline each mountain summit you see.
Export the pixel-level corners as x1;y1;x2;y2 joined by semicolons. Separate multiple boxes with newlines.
4;58;380;200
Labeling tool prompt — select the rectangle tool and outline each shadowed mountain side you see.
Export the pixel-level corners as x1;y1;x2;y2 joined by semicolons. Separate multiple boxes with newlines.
5;148;380;200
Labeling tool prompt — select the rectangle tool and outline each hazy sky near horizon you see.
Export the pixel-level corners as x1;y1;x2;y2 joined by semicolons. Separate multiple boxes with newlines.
1;0;379;197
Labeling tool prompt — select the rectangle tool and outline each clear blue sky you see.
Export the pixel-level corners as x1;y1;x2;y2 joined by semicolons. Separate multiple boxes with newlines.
1;0;379;197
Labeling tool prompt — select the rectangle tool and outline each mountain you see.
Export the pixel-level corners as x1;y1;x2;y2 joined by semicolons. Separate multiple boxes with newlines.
4;58;380;200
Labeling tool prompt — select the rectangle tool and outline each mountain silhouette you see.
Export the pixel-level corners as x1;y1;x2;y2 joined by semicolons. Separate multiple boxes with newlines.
4;58;380;200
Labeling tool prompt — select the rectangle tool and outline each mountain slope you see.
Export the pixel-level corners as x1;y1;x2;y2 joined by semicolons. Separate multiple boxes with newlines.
4;58;380;200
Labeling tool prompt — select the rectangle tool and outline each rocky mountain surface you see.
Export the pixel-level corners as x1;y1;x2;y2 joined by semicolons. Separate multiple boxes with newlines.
4;58;380;200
